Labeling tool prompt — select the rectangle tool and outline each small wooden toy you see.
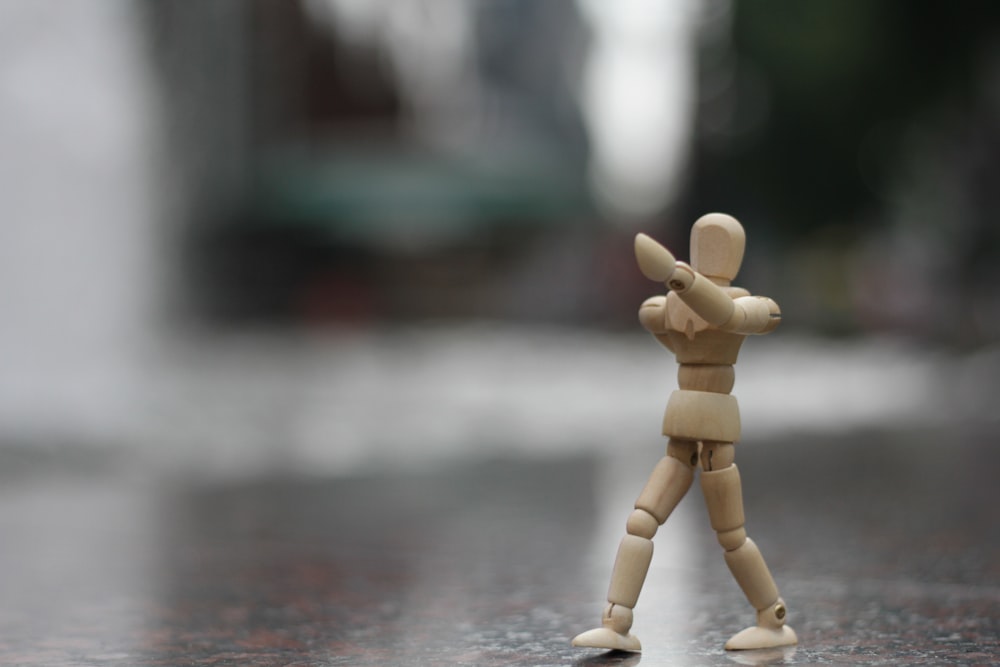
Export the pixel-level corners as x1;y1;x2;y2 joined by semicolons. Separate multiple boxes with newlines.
572;213;797;652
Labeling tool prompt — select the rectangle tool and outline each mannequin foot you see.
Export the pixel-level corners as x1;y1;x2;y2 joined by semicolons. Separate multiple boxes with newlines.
571;604;642;652
725;624;797;650
571;627;641;651
724;599;798;650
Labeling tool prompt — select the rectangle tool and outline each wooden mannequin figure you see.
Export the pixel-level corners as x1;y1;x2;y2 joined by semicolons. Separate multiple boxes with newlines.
572;213;797;652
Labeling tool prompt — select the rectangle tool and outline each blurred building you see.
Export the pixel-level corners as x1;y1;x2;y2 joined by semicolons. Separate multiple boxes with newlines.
140;0;1000;342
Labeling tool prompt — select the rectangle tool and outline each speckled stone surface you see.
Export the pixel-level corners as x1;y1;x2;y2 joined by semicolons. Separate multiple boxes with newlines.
0;425;997;665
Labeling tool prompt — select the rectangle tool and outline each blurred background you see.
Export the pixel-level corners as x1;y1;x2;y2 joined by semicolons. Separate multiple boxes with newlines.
2;0;1000;477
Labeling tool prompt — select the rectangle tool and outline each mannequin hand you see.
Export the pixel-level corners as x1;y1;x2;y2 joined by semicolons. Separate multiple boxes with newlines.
634;233;677;282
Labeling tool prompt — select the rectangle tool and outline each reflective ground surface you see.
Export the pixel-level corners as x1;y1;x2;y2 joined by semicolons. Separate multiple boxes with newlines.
0;422;997;666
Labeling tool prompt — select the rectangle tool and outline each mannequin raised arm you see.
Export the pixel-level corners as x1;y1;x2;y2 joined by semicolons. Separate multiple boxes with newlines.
634;233;780;335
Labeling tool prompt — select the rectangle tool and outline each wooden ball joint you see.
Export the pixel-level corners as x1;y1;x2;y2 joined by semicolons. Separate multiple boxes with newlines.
572;213;797;652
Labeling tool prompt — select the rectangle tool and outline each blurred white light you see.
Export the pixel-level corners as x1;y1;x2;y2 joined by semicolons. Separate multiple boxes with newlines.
305;0;478;149
0;0;159;443
303;0;384;42
577;0;706;220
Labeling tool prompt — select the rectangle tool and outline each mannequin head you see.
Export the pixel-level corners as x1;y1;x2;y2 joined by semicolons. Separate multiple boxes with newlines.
690;213;745;282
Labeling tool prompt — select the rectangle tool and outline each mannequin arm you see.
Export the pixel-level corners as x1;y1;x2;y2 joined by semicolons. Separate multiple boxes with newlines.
669;263;780;334
634;234;779;335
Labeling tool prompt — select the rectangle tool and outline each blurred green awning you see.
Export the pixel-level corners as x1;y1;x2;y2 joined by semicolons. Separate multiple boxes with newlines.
253;142;594;247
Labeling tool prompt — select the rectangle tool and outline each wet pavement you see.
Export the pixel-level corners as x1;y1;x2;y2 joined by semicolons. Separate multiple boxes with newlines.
0;420;997;666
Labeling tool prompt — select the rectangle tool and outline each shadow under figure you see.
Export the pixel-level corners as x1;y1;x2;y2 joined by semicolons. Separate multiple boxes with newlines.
572;213;797;653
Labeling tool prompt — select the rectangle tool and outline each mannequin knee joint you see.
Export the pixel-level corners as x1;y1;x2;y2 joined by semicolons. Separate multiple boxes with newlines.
626;509;659;539
717;527;746;551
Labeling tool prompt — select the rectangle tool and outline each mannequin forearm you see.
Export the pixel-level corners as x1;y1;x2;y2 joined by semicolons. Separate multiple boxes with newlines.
669;263;780;334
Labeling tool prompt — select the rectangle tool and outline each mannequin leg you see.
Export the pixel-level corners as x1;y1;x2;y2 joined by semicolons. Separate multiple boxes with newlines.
572;439;697;651
700;443;797;650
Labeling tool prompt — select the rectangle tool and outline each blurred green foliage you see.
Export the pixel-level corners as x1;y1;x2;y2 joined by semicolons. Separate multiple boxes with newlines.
695;0;1000;238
